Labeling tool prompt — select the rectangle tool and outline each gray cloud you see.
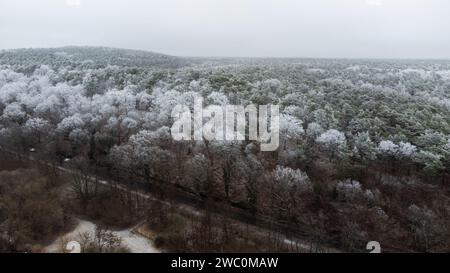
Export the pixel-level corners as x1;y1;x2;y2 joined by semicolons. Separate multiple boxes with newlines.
0;0;449;59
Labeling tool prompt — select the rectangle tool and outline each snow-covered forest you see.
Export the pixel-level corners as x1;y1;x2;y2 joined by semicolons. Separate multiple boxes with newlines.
0;47;449;252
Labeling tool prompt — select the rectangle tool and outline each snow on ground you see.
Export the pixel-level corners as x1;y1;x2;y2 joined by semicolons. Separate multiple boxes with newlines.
115;229;159;253
44;219;159;253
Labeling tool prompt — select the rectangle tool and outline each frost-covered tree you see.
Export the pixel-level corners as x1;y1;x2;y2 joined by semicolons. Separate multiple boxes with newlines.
415;150;444;177
377;140;399;157
336;179;363;202
316;129;347;159
279;114;304;150
24;117;50;143
110;128;174;184
272;165;312;193
397;142;417;160
352;132;376;162
2;102;26;125
206;91;229;105
57;114;85;135
0;81;27;105
306;122;324;140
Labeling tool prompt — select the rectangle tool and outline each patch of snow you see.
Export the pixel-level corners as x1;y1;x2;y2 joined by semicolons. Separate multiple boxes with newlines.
44;219;159;253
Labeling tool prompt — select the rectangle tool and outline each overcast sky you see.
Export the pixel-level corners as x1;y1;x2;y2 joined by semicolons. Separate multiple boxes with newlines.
0;0;449;59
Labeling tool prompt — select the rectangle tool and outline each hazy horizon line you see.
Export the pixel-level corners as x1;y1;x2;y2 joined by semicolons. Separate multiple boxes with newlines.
2;45;450;62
